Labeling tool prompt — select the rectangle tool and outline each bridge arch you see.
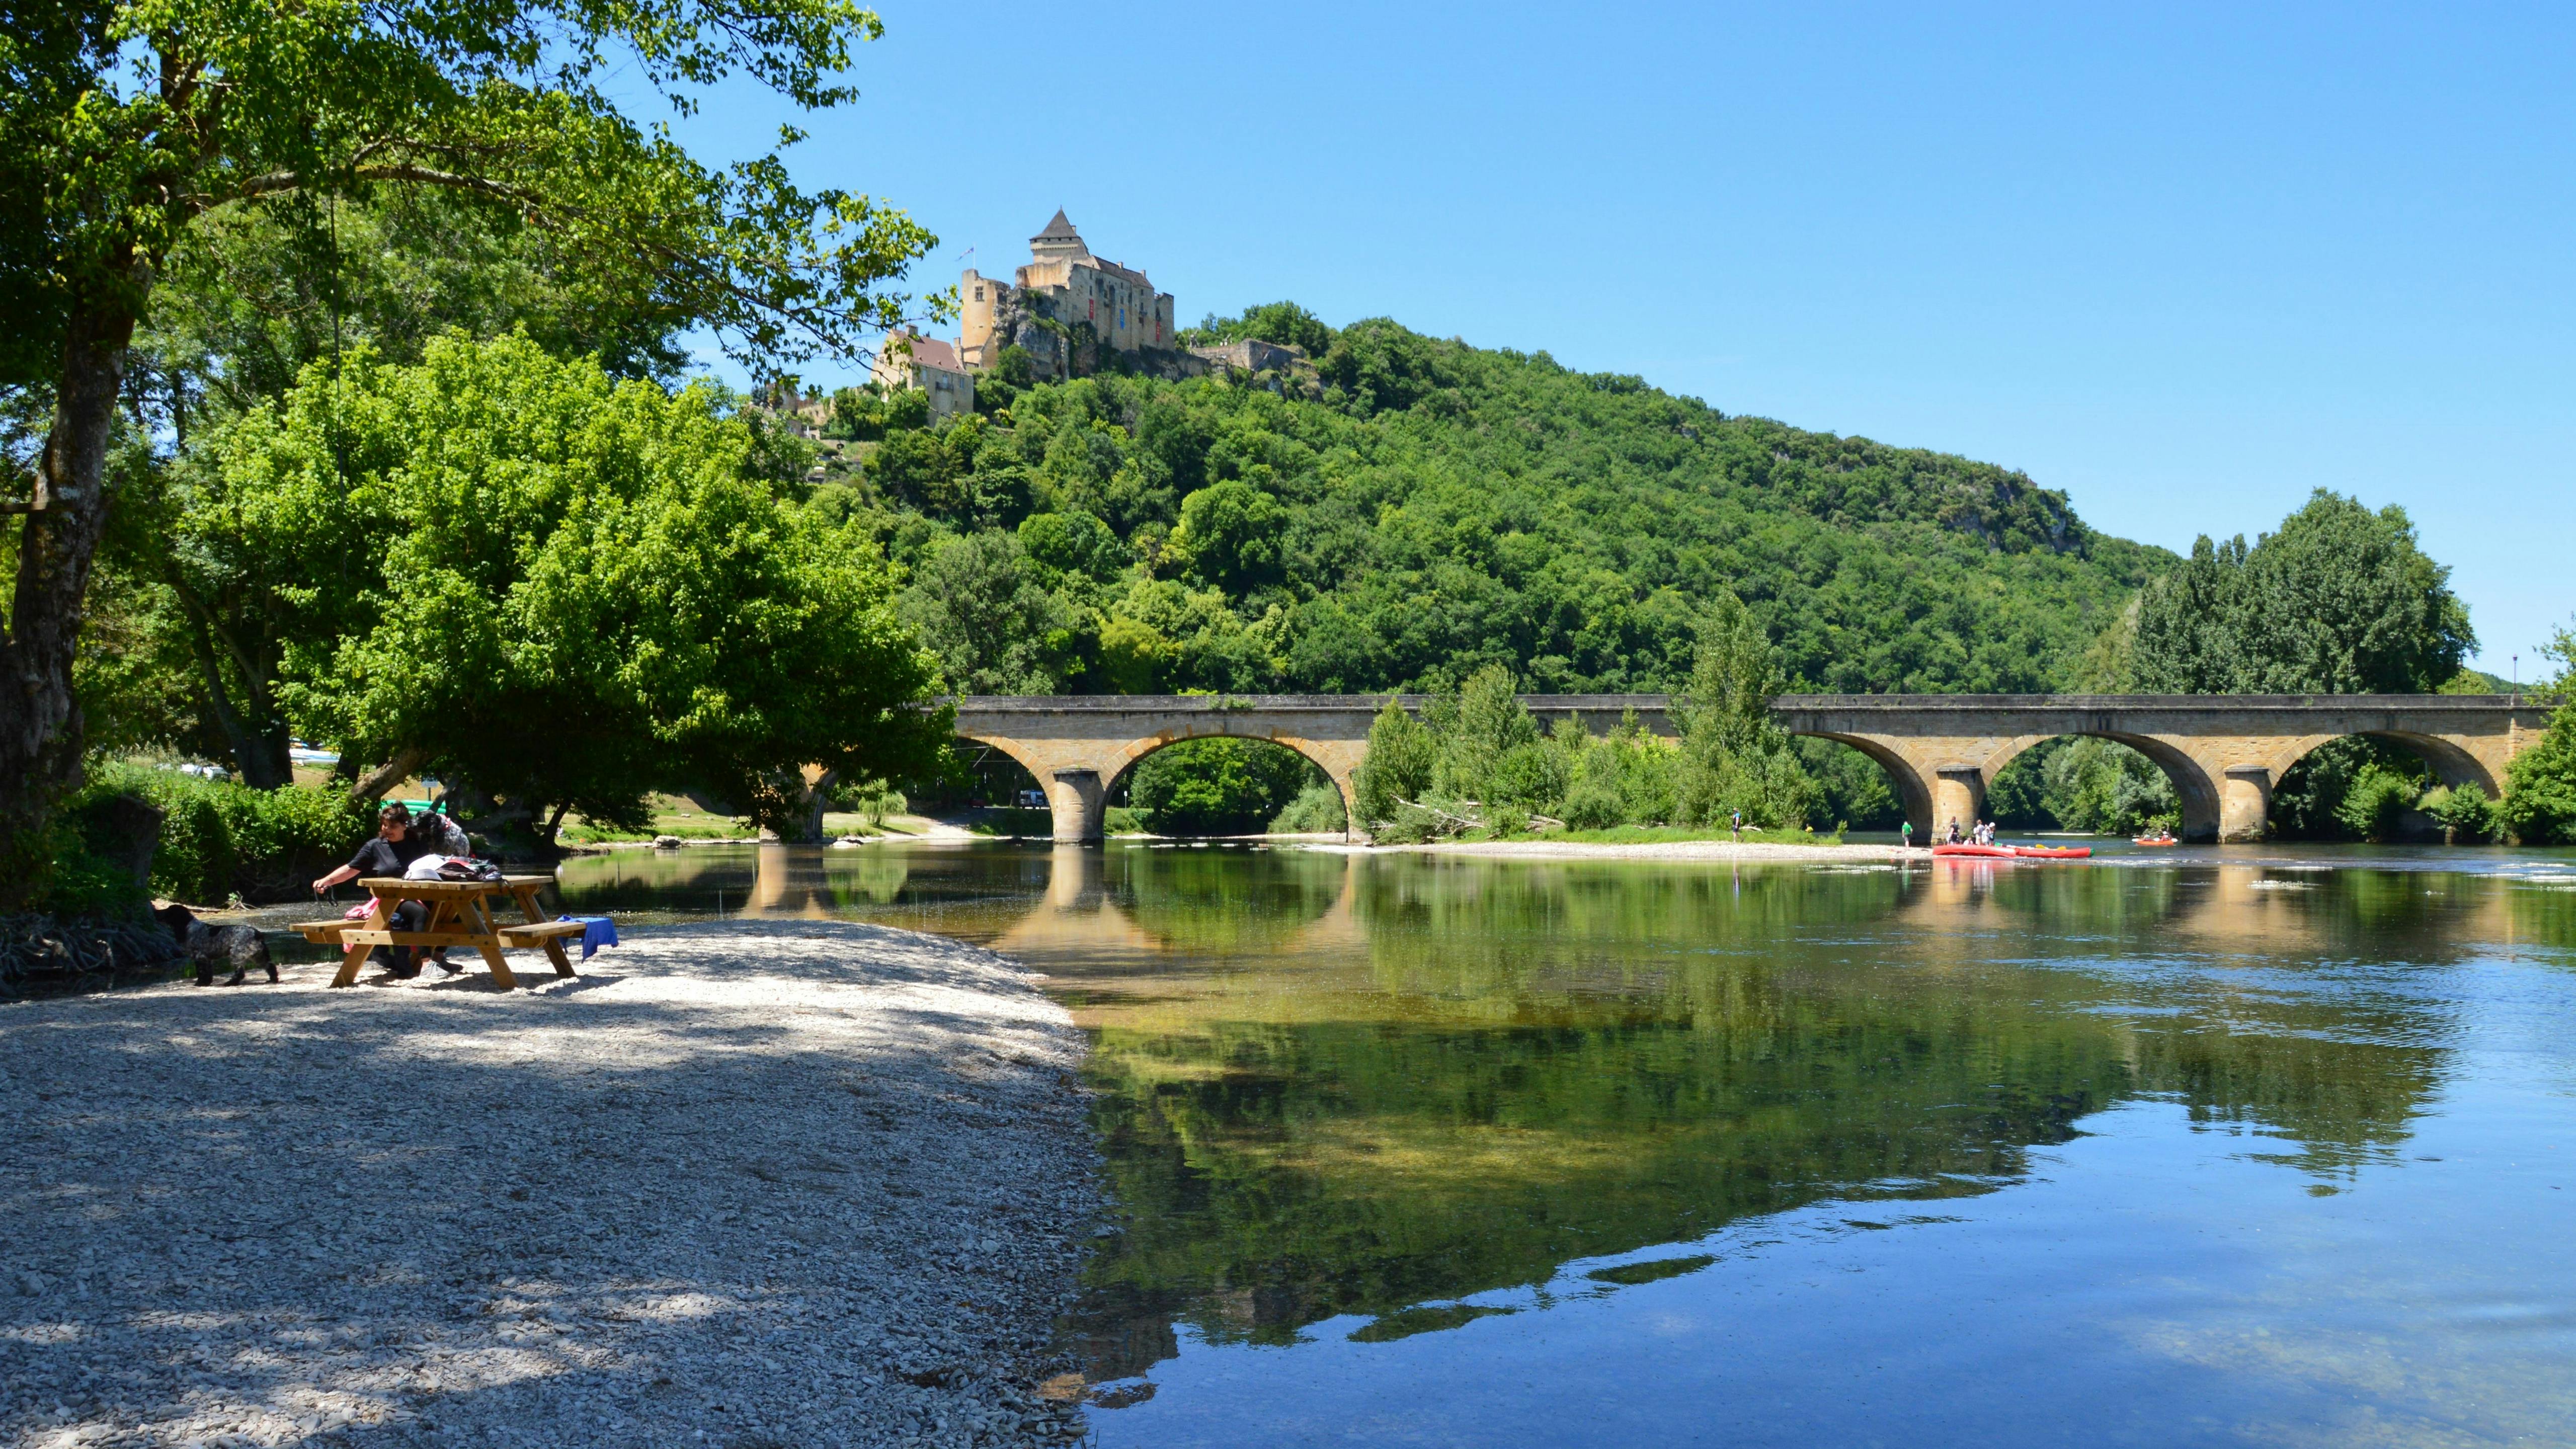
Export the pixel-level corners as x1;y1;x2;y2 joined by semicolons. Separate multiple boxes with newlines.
1980;731;2226;842
1792;732;1936;837
2265;730;2501;796
955;710;1365;843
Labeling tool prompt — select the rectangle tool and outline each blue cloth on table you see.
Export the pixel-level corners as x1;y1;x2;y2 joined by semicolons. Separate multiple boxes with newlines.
557;915;620;960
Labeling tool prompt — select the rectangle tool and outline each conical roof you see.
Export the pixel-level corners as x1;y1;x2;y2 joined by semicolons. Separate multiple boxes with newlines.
1031;209;1081;243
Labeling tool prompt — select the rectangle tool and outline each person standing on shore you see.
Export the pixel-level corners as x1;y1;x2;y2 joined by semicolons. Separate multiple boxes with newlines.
1901;819;1913;852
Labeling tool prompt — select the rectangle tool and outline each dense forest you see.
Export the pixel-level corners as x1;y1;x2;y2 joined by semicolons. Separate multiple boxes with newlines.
825;304;2566;841
840;304;2169;702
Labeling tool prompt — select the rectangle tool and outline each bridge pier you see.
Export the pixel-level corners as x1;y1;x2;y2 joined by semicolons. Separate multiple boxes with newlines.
2219;766;2274;844
1046;768;1107;845
1931;764;1987;839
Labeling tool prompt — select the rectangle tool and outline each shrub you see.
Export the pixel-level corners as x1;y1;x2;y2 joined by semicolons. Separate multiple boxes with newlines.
1488;742;1568;810
2423;783;2498;843
40;783;164;917
1268;782;1347;835
1351;698;1435;831
2333;763;2422;842
90;762;373;904
2502;706;2576;844
1561;781;1625;831
1485;804;1531;838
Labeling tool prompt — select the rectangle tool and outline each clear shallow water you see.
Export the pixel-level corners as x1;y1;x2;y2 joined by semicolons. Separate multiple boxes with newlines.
556;841;2576;1446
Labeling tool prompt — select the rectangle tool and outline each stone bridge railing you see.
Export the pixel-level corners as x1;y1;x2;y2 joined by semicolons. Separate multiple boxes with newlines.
949;694;2551;844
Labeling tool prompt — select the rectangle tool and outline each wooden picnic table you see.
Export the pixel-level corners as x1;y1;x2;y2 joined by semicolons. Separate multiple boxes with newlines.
294;874;589;990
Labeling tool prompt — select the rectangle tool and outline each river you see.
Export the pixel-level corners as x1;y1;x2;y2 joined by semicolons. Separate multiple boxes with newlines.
556;840;2576;1446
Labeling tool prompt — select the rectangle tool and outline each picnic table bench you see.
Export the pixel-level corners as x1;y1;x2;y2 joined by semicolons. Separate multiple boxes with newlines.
292;874;587;990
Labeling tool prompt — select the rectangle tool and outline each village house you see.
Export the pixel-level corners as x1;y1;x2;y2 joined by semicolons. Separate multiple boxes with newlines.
869;328;976;422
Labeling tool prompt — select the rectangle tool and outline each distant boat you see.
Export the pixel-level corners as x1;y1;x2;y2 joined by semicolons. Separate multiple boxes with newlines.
2131;833;2179;847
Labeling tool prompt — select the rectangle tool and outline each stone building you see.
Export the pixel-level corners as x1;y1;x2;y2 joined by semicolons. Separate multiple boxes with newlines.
959;211;1179;376
869;329;976;422
1187;338;1309;374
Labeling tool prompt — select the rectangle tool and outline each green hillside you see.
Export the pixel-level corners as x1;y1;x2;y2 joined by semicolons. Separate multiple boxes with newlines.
839;309;2169;697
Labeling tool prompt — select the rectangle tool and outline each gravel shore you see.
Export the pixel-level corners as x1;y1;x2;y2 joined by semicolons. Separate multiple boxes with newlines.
0;920;1099;1448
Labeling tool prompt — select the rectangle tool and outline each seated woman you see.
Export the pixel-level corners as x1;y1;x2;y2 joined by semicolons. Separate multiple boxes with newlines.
311;804;460;979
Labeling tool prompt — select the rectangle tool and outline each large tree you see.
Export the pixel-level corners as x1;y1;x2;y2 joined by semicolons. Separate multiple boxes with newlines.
0;0;934;891
2133;490;2474;694
200;332;945;846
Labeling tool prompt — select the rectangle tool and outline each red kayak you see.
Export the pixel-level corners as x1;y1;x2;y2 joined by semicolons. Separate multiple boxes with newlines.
1932;842;2092;859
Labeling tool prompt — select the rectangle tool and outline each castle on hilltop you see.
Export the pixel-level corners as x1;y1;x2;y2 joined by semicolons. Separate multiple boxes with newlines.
958;212;1179;378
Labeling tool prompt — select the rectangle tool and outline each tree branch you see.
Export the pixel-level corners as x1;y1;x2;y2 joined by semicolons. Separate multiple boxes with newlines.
345;748;427;808
229;164;547;211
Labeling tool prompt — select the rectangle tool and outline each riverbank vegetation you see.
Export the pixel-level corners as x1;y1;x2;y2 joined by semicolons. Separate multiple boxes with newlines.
0;0;945;908
1344;598;1833;842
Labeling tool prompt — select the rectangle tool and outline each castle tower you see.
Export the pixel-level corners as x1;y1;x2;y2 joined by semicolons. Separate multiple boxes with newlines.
1028;209;1089;264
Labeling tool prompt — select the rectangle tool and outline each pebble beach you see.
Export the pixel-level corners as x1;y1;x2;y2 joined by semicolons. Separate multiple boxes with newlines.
0;920;1099;1448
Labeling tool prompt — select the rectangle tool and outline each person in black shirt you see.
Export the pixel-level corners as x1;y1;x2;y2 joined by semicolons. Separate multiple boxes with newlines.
312;804;453;978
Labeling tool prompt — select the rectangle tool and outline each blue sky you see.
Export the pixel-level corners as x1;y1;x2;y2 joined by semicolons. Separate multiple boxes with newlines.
664;1;2573;675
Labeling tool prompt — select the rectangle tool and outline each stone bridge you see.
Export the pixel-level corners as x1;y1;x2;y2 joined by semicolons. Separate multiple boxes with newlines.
950;694;2549;844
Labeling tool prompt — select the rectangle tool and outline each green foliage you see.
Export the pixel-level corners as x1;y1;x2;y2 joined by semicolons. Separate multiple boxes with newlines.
2;0;938;395
188;333;944;843
899;530;1079;693
83;762;370;904
1341;619;1831;842
1433;666;1543;802
801;314;2161;699
0;0;965;891
2334;763;2424;842
2270;737;2430;840
1018;510;1126;585
829;384;932;442
992;346;1039;389
1180;302;1336;357
1671;599;1821;830
2502;705;2576;844
1797;737;1901;829
139;192;695;419
2133;490;2474;694
1352;698;1436;830
1173;481;1289;592
1126;739;1319;836
1268;782;1349;836
2534;617;2576;701
1990;737;2179;836
2421;782;2497;843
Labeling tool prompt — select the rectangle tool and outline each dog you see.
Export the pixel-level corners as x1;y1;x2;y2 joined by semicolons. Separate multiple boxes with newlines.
152;904;278;987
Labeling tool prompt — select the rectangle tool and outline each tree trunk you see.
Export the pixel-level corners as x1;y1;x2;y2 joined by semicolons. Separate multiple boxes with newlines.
169;577;294;788
795;767;838;843
343;747;426;808
0;287;141;900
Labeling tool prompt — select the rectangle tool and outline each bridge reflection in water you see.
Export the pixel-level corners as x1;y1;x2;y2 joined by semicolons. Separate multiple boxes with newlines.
554;840;2576;1412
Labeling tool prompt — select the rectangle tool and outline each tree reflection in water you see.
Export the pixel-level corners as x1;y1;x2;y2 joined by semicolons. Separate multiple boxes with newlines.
555;843;2561;1397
